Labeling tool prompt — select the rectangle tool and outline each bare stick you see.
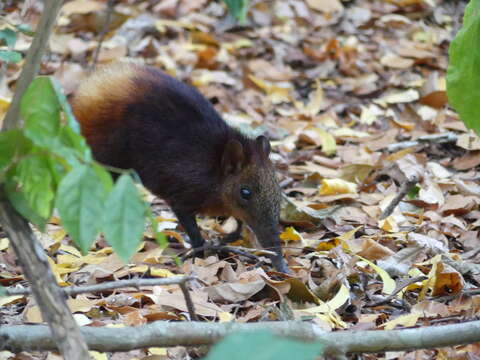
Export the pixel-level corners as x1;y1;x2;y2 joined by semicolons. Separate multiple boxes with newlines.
387;132;457;153
6;276;198;322
179;281;199;321
90;0;116;70
379;175;419;220
5;276;194;296
2;319;480;354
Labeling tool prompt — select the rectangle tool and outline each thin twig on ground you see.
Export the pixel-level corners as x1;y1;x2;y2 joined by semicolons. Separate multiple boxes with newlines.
366;276;428;307
387;132;457;153
182;244;276;263
6;276;199;321
379;175;419;220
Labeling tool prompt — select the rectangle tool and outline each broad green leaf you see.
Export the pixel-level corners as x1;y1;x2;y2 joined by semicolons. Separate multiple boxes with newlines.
21;77;61;148
0;129;32;173
150;214;168;248
0;28;17;47
446;0;480;134
205;331;324;360
20;76;90;166
56;165;108;253
15;154;55;220
222;0;250;24
103;174;147;261
0;50;22;63
5;173;48;230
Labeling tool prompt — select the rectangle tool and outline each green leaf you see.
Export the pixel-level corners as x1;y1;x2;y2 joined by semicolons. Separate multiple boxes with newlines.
15;24;35;37
58;125;92;163
21;77;61;149
20;76;92;166
103;174;147;261
5;172;48;230
0;285;5;296
222;0;250;24
0;28;17;47
15;154;55;220
446;0;480;135
51;78;81;134
0;50;22;63
407;185;420;199
0;129;32;174
56;165;108;253
205;331;324;360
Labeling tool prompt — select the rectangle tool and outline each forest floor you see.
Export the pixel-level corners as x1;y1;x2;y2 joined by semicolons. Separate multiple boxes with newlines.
1;0;479;359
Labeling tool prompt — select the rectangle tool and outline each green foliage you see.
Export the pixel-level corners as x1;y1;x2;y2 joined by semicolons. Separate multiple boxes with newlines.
103;174;148;261
0;285;5;296
1;76;159;259
0;26;27;64
56;165;109;253
0;50;21;63
222;0;250;24
446;0;480;135
407;185;420;199
204;331;324;360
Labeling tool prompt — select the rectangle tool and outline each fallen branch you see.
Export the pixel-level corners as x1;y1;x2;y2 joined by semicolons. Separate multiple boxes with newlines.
6;276;198;322
2;320;480;354
387;132;457;153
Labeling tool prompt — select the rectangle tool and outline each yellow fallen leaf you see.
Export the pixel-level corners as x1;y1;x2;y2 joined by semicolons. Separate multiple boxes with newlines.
382;313;420;330
375;89;419;106
0;238;9;251
378;216;399;233
299;284;350;314
58;244;82;257
316;237;340;251
332;127;370;138
129;265;149;274
301;79;325;117
279;226;302;242
319;178;357;195
315;127;336;156
223;39;253;52
356;255;396;295
417;254;441;301
248;75;291;104
89;351;108;360
150;268;175;277
0;295;24;307
149;348;168;356
218;312;233;322
360;104;384;125
155;19;195;33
